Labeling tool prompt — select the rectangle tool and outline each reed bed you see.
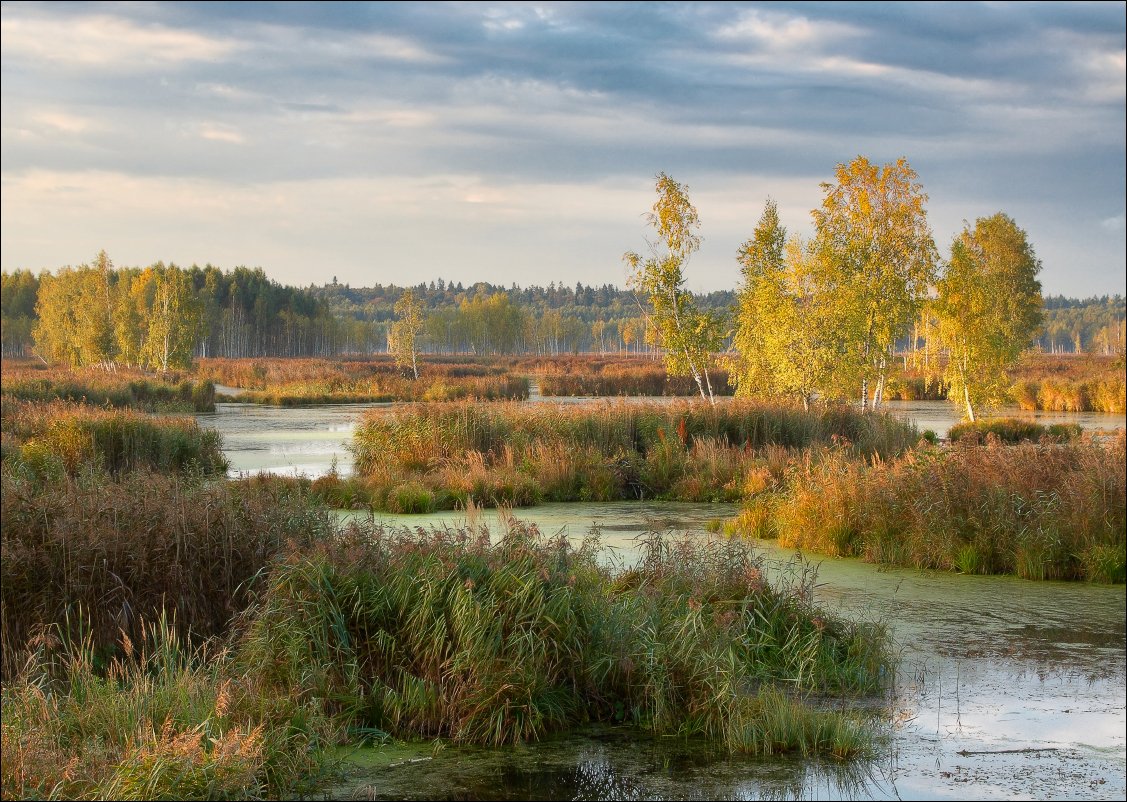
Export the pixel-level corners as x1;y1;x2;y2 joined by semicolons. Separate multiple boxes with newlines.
237;521;888;754
1;362;215;412
342;400;919;511
893;353;1125;413
1;618;336;800
0;470;333;677
196;356;510;389
2;514;891;799
0;399;227;478
1009;375;1125;414
226;375;529;405
737;433;1126;582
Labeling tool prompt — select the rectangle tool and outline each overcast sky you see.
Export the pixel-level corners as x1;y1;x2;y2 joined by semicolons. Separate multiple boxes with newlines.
2;1;1124;296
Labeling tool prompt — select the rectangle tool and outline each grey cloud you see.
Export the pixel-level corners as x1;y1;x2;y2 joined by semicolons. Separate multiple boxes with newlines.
1;1;1122;294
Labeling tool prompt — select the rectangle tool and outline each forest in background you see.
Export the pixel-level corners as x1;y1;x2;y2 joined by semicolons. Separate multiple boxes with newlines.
1;262;1122;362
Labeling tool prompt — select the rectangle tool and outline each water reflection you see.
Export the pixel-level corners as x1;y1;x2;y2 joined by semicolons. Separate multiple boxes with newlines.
336;727;896;801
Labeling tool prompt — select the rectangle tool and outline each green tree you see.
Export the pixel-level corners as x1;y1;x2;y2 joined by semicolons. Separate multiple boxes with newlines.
389;288;425;378
1;269;41;358
625;172;724;404
934;213;1043;421
813;157;938;411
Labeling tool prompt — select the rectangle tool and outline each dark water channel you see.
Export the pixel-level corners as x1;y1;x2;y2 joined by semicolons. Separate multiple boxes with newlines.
192;403;1126;800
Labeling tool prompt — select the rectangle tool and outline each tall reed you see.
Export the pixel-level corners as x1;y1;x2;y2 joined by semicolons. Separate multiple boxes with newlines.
236;521;889;755
343;400;918;510
947;418;1082;444
0;470;333;676
1;617;336;800
738;433;1126;582
1;362;215;412
1;399;227;478
539;365;734;397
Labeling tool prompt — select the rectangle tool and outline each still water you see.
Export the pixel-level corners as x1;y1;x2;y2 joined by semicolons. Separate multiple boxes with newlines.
192;403;1126;799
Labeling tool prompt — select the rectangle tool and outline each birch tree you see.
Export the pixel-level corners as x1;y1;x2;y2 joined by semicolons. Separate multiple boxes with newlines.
142;265;199;372
625;172;723;404
813;157;938;411
33;252;117;369
389;288;425;378
730;201;845;409
934;213;1043;421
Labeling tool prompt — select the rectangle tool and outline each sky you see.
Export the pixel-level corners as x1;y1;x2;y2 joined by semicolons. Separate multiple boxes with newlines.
1;1;1124;297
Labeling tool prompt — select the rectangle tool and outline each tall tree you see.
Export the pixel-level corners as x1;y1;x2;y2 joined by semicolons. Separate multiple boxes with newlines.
389;288;425;378
934;213;1043;421
33;252;118;369
625;172;724;404
813;157;938;411
142;264;200;372
730;201;845;409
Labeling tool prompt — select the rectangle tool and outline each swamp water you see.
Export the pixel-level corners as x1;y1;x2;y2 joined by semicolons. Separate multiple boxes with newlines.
192;404;1126;799
320;503;1125;801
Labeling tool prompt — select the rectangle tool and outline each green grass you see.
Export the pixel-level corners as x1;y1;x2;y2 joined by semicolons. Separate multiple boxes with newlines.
237;522;890;755
1;617;336;800
2;512;893;799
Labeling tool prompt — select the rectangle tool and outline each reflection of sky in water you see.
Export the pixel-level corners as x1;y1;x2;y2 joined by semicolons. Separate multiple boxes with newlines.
197;399;1125;480
881;399;1124;439
196;402;370;477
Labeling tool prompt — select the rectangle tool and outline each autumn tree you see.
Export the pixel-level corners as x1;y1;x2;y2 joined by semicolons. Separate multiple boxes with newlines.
730;201;846;409
813;157;938;411
389;288;425;378
625;172;724;404
934;213;1043;421
142;264;199;372
33;251;118;369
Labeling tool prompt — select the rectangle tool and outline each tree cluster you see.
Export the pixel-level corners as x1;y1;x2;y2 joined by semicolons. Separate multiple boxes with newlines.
726;158;1050;419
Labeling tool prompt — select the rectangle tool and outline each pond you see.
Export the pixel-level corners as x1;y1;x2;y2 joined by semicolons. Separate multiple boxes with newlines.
191;403;1126;799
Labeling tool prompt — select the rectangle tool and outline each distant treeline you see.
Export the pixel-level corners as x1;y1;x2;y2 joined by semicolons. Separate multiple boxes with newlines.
1;258;1122;362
